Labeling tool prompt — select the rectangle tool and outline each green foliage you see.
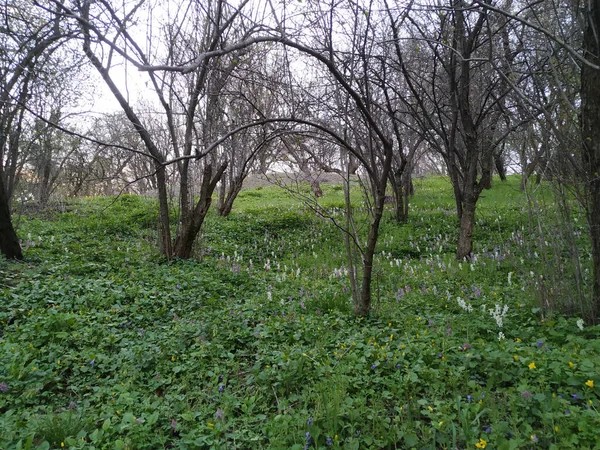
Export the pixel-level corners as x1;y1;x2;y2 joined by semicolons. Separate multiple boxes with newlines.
1;176;598;449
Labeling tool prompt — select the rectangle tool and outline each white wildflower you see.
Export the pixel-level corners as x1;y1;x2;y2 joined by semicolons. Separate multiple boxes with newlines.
576;319;584;331
498;331;505;341
457;297;473;313
489;304;509;328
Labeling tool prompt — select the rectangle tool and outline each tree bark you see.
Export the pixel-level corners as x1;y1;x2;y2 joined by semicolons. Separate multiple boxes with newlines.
173;163;227;258
218;180;243;217
581;0;600;324
457;199;476;260
0;176;22;260
356;192;386;316
155;164;173;258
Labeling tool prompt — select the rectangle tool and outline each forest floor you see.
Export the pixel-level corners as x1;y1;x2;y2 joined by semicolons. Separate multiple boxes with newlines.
1;175;599;449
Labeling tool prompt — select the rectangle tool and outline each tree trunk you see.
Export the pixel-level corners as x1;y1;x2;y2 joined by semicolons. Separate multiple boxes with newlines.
581;0;600;324
219;180;243;217
218;178;227;213
173;163;227;258
457;199;476;260
155;164;173;258
356;195;385;316
495;153;507;181
0;176;22;260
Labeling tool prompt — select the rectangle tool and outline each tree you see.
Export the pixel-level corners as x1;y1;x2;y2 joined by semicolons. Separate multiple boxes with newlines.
0;0;68;259
581;1;600;323
397;0;527;259
46;0;263;258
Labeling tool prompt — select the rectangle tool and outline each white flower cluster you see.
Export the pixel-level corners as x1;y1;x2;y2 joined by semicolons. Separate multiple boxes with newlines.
577;319;585;330
489;304;509;328
456;297;473;313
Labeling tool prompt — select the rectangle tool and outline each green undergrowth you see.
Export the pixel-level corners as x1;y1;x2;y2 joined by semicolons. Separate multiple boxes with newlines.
1;175;599;449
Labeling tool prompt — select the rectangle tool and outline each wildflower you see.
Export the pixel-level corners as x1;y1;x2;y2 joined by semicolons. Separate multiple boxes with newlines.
0;382;7;393
171;419;177;433
68;401;77;410
585;380;594;388
208;422;214;428
90;359;95;367
577;319;584;330
521;390;533;400
467;394;472;403
371;364;377;370
475;438;487;448
554;425;559;432
216;408;224;420
529;362;536;369
531;434;538;443
498;332;505;341
569;361;574;369
395;288;405;301
489;304;509;327
307;417;313;425
513;355;519;361
571;393;579;400
536;340;543;347
219;384;224;392
565;410;571;415
326;436;333;445
484;426;491;433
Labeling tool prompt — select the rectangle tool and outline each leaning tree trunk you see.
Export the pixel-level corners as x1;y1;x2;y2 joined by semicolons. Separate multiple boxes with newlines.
0;177;22;260
581;0;600;324
219;180;243;217
173;163;227;259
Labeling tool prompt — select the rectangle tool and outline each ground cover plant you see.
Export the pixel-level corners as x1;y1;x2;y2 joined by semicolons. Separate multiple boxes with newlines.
1;176;599;449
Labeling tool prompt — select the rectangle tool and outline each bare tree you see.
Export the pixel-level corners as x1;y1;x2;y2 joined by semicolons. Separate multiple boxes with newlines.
0;0;69;259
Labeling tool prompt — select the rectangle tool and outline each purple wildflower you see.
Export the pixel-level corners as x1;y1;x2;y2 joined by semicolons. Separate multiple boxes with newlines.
171;419;177;433
307;417;313;425
536;340;544;347
219;384;224;392
326;436;333;445
0;382;7;393
395;288;405;302
371;364;377;371
521;390;533;400
216;408;224;420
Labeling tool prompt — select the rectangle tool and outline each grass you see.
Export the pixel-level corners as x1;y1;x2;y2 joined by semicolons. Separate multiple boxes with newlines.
1;175;599;449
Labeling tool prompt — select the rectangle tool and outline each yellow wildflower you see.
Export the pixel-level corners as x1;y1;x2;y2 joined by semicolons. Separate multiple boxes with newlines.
529;362;536;369
585;379;594;388
513;355;519;361
569;361;574;369
475;438;487;448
